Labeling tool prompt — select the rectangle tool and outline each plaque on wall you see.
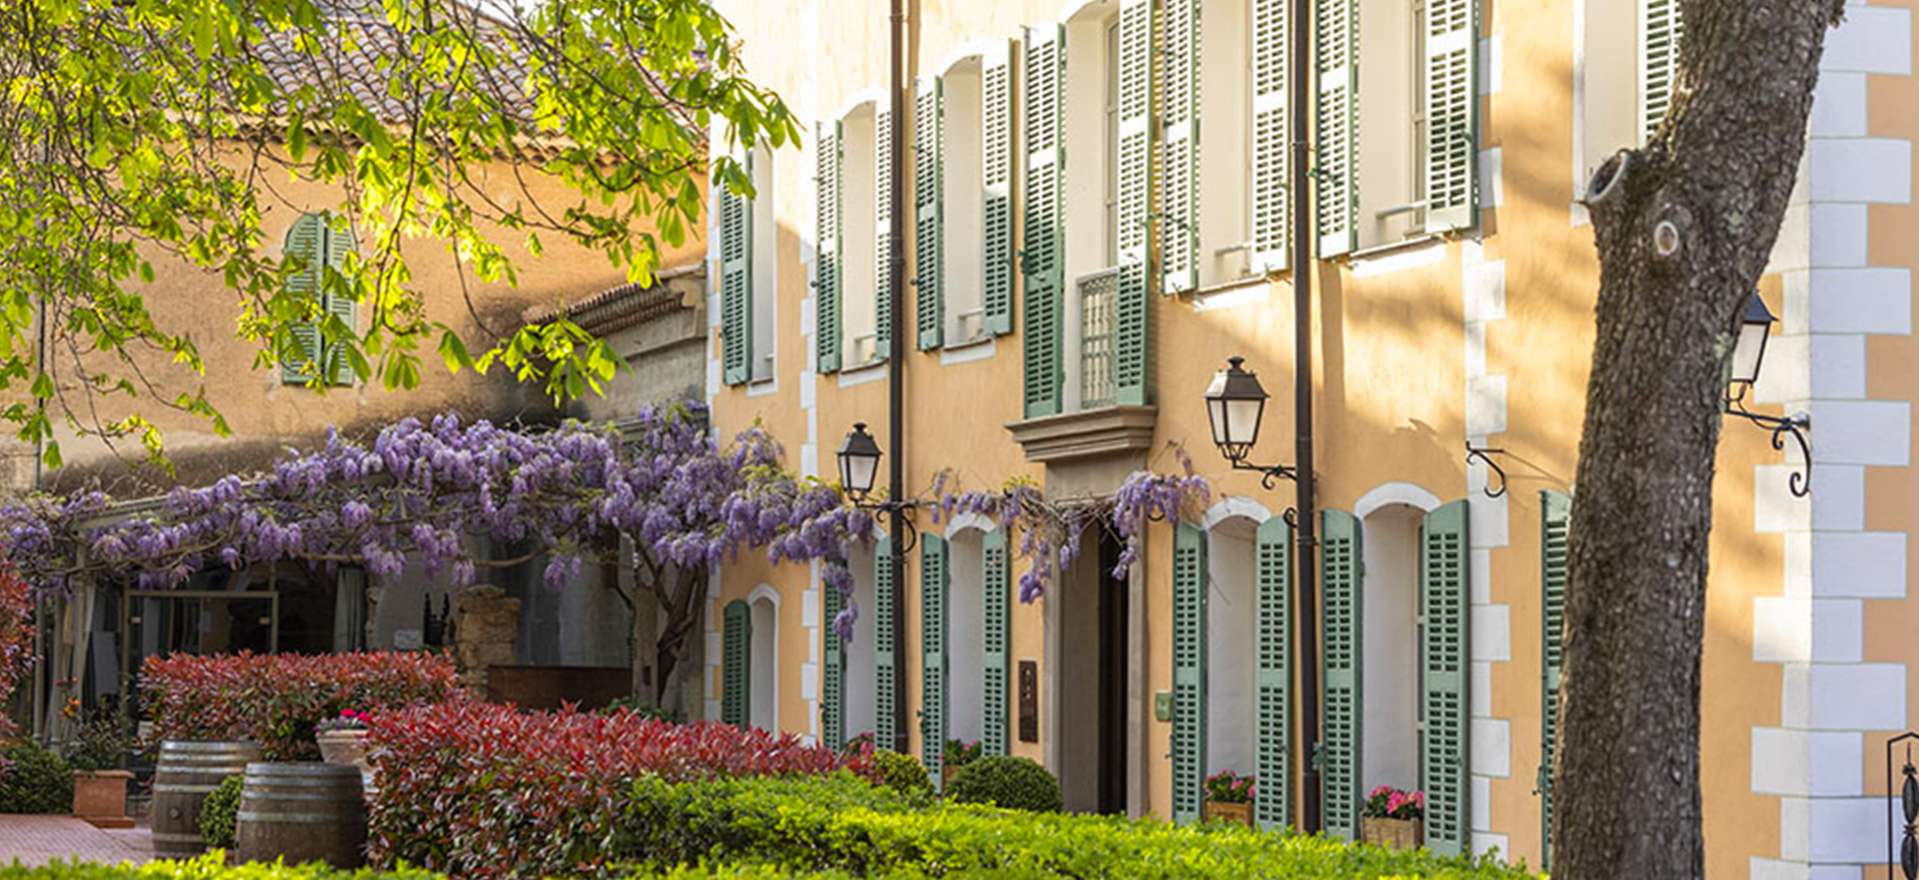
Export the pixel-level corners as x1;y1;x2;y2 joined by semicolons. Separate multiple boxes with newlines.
1018;660;1039;743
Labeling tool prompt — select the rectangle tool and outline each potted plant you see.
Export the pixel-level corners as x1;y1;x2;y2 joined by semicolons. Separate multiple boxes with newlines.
315;710;371;770
1361;785;1425;850
941;738;982;788
1202;770;1255;827
64;703;134;829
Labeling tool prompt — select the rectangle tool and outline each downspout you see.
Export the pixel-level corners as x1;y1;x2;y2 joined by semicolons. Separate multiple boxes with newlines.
1289;0;1323;835
29;292;45;740
886;0;910;755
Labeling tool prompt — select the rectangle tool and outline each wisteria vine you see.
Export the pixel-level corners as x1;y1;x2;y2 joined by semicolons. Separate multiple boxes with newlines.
1;413;1217;649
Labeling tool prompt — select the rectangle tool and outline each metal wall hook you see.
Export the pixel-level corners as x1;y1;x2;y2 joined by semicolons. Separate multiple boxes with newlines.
1465;442;1509;498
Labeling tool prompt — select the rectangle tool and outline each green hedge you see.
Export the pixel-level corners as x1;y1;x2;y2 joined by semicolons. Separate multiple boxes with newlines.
611;774;1538;879
0;854;442;878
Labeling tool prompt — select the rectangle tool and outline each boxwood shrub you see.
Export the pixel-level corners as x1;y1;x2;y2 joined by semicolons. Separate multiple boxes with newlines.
612;774;1540;879
943;755;1060;812
0;740;72;814
198;775;243;849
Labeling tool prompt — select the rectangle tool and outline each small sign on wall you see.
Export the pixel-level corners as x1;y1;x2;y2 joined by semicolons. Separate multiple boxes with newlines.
1018;660;1039;743
393;628;424;650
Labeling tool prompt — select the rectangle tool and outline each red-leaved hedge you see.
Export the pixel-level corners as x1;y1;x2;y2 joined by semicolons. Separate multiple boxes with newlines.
0;570;33;739
140;651;464;760
366;702;879;878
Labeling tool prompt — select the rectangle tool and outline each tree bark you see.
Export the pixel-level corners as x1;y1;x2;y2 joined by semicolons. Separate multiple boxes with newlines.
1552;2;1845;876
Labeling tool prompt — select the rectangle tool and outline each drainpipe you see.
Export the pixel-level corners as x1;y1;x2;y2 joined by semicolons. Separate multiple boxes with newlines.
886;0;910;755
1289;0;1323;835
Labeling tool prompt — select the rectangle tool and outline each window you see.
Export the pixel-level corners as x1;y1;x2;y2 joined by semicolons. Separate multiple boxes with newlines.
1198;0;1255;286
842;104;884;367
1318;0;1478;256
1575;0;1683;216
1356;0;1425;250
279;211;358;386
918;45;1015;351
750;145;777;383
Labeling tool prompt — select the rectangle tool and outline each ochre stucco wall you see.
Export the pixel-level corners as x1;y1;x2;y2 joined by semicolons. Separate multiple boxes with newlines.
19;152;701;491
706;0;1803;871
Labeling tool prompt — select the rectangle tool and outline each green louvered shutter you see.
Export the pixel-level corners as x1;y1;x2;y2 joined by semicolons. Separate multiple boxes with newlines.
1021;24;1065;419
875;537;897;749
822;576;846;749
982;529;1011;755
1641;0;1683;139
915;78;945;351
1320;508;1363;840
875;108;895;359
721;599;751;727
1159;0;1198;294
1254;515;1293;831
920;535;950;787
982;43;1016;337
1171;522;1208;824
321;217;359;385
280;213;325;383
1424;0;1479;233
720;154;753;385
1114;0;1154;407
1250;0;1290;273
1539;490;1571;869
1315;0;1358;258
1420;500;1472;857
817;122;844;374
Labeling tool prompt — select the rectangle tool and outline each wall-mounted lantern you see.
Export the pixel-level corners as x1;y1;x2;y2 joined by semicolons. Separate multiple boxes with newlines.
1205;357;1297;489
1724;294;1812;497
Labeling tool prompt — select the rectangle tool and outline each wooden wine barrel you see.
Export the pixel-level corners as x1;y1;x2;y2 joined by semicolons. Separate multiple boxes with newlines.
151;740;262;858
233;762;366;868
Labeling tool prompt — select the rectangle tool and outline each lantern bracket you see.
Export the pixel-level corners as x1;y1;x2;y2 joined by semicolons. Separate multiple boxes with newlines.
1727;386;1812;498
1232;459;1298;492
848;496;922;554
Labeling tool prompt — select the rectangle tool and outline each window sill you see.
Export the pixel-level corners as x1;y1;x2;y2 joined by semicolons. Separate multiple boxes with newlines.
1192;276;1273;312
938;334;996;366
1004;404;1158;464
746;375;778;397
836;359;888;388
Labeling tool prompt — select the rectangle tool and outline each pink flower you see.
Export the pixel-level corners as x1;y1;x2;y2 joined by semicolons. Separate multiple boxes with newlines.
1369;784;1394;799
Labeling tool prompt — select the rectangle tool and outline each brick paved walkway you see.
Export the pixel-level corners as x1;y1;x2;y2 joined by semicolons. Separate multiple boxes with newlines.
0;815;152;867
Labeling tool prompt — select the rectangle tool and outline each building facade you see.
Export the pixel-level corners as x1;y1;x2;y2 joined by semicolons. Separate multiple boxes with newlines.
701;0;1918;876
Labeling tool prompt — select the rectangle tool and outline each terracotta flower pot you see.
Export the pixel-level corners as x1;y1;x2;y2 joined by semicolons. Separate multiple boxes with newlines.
1361;815;1424;851
315;729;370;768
316;729;375;796
1202;798;1254;828
72;770;134;829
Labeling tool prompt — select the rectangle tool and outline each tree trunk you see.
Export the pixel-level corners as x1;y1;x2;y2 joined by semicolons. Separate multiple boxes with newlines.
1551;2;1845;876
